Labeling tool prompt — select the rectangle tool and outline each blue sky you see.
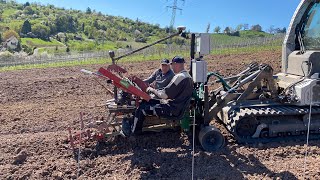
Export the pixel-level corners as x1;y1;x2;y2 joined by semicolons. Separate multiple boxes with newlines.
16;0;301;32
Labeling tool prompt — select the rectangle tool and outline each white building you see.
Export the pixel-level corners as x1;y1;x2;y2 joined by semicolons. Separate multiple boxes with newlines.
4;36;19;50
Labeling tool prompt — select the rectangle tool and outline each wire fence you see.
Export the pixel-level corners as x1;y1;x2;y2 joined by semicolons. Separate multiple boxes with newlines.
0;34;285;67
211;34;284;49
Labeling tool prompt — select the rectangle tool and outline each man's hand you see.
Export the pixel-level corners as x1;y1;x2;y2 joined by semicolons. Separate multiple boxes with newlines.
150;83;155;88
146;87;168;99
146;87;155;94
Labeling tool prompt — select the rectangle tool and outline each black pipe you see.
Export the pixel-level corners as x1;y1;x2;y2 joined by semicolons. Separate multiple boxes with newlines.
204;85;209;125
190;33;196;76
112;58;118;102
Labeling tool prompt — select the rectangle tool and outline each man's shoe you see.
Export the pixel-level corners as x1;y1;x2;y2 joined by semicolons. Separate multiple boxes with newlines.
121;118;132;137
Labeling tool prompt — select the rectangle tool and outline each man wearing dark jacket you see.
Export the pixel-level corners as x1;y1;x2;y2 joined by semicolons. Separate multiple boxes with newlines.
121;56;193;136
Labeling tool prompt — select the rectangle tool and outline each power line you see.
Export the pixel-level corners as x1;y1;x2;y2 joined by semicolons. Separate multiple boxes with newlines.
167;0;185;29
146;4;169;24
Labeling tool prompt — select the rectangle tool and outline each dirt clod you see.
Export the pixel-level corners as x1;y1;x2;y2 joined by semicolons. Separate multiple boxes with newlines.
13;150;28;165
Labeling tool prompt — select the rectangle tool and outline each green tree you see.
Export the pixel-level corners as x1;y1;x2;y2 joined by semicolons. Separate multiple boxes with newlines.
101;24;107;31
86;7;92;14
81;22;85;31
251;24;262;32
95;30;106;43
22;44;33;55
224;27;231;34
24;2;30;7
48;22;57;34
214;26;221;33
21;19;32;34
23;6;34;15
172;36;185;45
93;19;99;29
236;24;243;31
84;26;96;39
55;14;76;32
66;46;70;53
3;29;20;41
32;24;50;39
282;27;287;33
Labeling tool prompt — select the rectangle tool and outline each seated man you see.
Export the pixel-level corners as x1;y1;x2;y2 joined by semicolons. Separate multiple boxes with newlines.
143;59;175;90
122;56;193;136
118;59;174;105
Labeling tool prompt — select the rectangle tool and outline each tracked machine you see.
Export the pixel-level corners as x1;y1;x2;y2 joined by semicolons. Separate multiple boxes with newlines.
68;0;320;152
210;0;320;144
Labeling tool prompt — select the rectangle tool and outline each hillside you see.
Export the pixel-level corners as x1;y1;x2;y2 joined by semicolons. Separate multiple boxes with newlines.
0;1;175;54
0;1;282;56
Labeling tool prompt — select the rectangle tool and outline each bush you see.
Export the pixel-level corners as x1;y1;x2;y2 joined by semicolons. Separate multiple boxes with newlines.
22;44;33;55
32;24;50;40
66;46;70;53
229;31;240;37
0;51;14;60
3;29;20;40
23;6;34;15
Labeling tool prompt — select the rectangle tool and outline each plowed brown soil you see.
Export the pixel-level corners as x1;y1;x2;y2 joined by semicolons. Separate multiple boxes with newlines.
1;50;320;179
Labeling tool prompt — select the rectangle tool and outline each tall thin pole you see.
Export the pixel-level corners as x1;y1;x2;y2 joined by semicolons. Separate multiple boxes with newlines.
167;0;184;30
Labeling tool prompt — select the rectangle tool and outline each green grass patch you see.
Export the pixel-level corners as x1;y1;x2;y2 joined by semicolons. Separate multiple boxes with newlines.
0;20;24;32
21;38;64;47
211;45;281;55
240;30;273;38
0;58;109;72
118;41;147;49
67;40;117;51
37;47;67;54
211;30;278;45
211;33;244;45
2;8;17;18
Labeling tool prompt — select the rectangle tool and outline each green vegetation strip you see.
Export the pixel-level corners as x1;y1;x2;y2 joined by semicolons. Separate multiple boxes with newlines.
21;38;64;47
211;45;281;55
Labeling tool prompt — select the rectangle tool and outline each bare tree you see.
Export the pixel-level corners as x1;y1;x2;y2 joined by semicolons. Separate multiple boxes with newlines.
267;25;275;34
236;24;243;31
206;23;210;33
243;23;249;30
